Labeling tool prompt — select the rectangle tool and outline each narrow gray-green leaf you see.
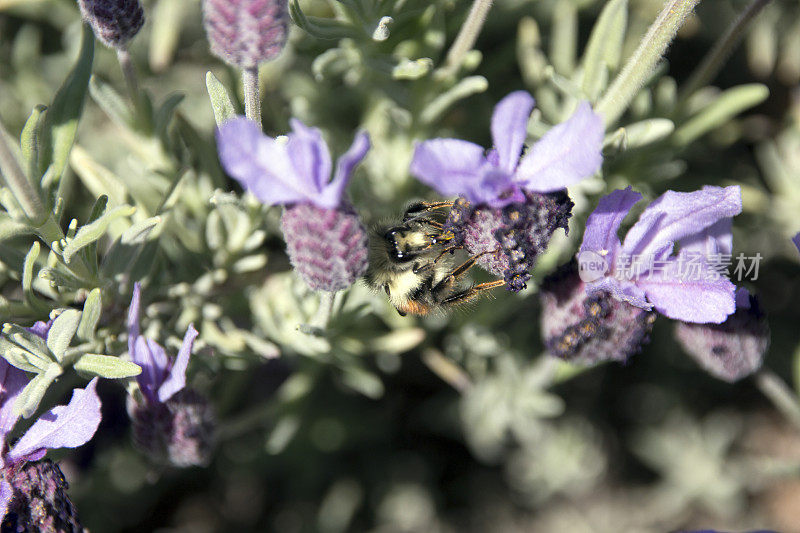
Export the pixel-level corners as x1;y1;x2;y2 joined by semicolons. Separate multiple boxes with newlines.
20;105;47;184
154;92;185;139
88;75;134;128
624;118;674;148
46;308;81;361
205;71;237;126
61;205;135;264
77;288;102;341
121;216;161;245
420;76;488;125
39;24;94;187
0;338;41;373
0;213;33;241
74;354;141;379
14;363;62;418
22;241;42;308
3;324;52;370
582;0;628;100
672;84;769;146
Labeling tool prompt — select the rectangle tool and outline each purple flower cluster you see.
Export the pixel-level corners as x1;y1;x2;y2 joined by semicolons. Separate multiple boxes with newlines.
203;0;289;68
78;0;145;49
412;91;603;291
126;283;214;467
217;117;371;292
0;361;101;528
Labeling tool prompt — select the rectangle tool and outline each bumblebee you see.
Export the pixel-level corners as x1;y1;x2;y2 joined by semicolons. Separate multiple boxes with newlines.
365;201;504;316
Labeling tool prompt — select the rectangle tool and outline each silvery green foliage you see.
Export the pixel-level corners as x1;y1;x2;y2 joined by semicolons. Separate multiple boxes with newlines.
0;0;798;530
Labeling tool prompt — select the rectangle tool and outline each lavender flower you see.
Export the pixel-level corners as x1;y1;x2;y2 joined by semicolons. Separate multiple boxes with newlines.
0;361;101;529
78;0;145;49
675;288;770;382
126;283;213;467
411;91;603;291
794;232;800;254
578;186;742;324
216;117;371;292
203;0;289;69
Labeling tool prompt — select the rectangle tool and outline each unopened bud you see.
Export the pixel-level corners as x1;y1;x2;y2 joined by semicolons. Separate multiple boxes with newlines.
78;0;145;49
203;0;289;68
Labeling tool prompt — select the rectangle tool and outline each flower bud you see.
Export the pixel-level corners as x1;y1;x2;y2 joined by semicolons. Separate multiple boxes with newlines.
203;0;289;68
675;290;769;382
1;460;83;532
128;389;215;468
540;262;656;364
445;191;573;291
78;0;145;49
281;203;370;292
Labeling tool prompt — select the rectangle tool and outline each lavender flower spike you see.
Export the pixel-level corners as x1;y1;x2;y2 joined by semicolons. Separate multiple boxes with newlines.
0;359;101;529
578;186;743;324
126;284;214;467
217;118;372;292
411;91;604;209
78;0;145;49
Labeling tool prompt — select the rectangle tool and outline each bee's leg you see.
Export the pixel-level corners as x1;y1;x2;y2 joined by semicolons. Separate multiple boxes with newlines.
441;280;506;307
433;245;462;263
403;201;455;221
429;251;491;303
447;251;491;280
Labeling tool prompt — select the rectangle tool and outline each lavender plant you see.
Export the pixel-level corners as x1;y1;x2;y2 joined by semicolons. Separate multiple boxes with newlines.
0;0;799;530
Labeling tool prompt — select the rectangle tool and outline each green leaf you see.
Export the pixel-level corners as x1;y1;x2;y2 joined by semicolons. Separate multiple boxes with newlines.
39;24;94;188
623;118;675;148
77;288;102;341
0;213;33;241
289;0;360;40
672;84;769;146
581;0;628;101
205;71;237;126
0;337;42;373
20;105;47;184
88;75;134;129
74;354;141;379
419;76;489;125
46;308;81;362
61;204;135;264
392;58;433;80
14;363;62;418
81;194;108;272
100;216;161;277
340;366;384;399
154;92;185;140
22;241;45;310
69;145;127;206
2;324;52;371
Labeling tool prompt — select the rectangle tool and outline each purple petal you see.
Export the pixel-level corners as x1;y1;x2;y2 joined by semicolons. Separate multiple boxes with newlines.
793;232;800;255
317;130;370;209
515;101;604;192
587;276;652;310
133;336;169;402
580;187;642;261
637;258;736;323
157;324;198;403
490;91;535;174
679;218;733;257
127;282;142;359
735;287;752;310
622;186;742;260
25;319;53;340
0;479;12;517
0;359;28;439
410;138;509;203
8;378;102;462
286;119;333;194
217;118;315;206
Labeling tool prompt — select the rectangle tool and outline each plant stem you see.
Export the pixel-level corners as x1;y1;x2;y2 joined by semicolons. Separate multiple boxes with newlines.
755;369;800;430
242;67;262;125
0;120;46;224
596;0;701;127
117;47;139;103
441;0;493;77
311;291;336;330
680;0;773;100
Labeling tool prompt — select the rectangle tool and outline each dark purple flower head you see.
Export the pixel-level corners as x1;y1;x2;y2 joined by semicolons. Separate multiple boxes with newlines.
0;361;101;519
578;186;742;324
410;91;604;209
203;0;289;68
127;283;198;405
540;261;656;364
675;288;770;382
216;117;370;210
78;0;145;49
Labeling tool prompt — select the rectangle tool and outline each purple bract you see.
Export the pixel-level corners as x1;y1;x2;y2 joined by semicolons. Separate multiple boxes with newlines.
578;186;743;324
216;117;370;210
410;91;604;208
